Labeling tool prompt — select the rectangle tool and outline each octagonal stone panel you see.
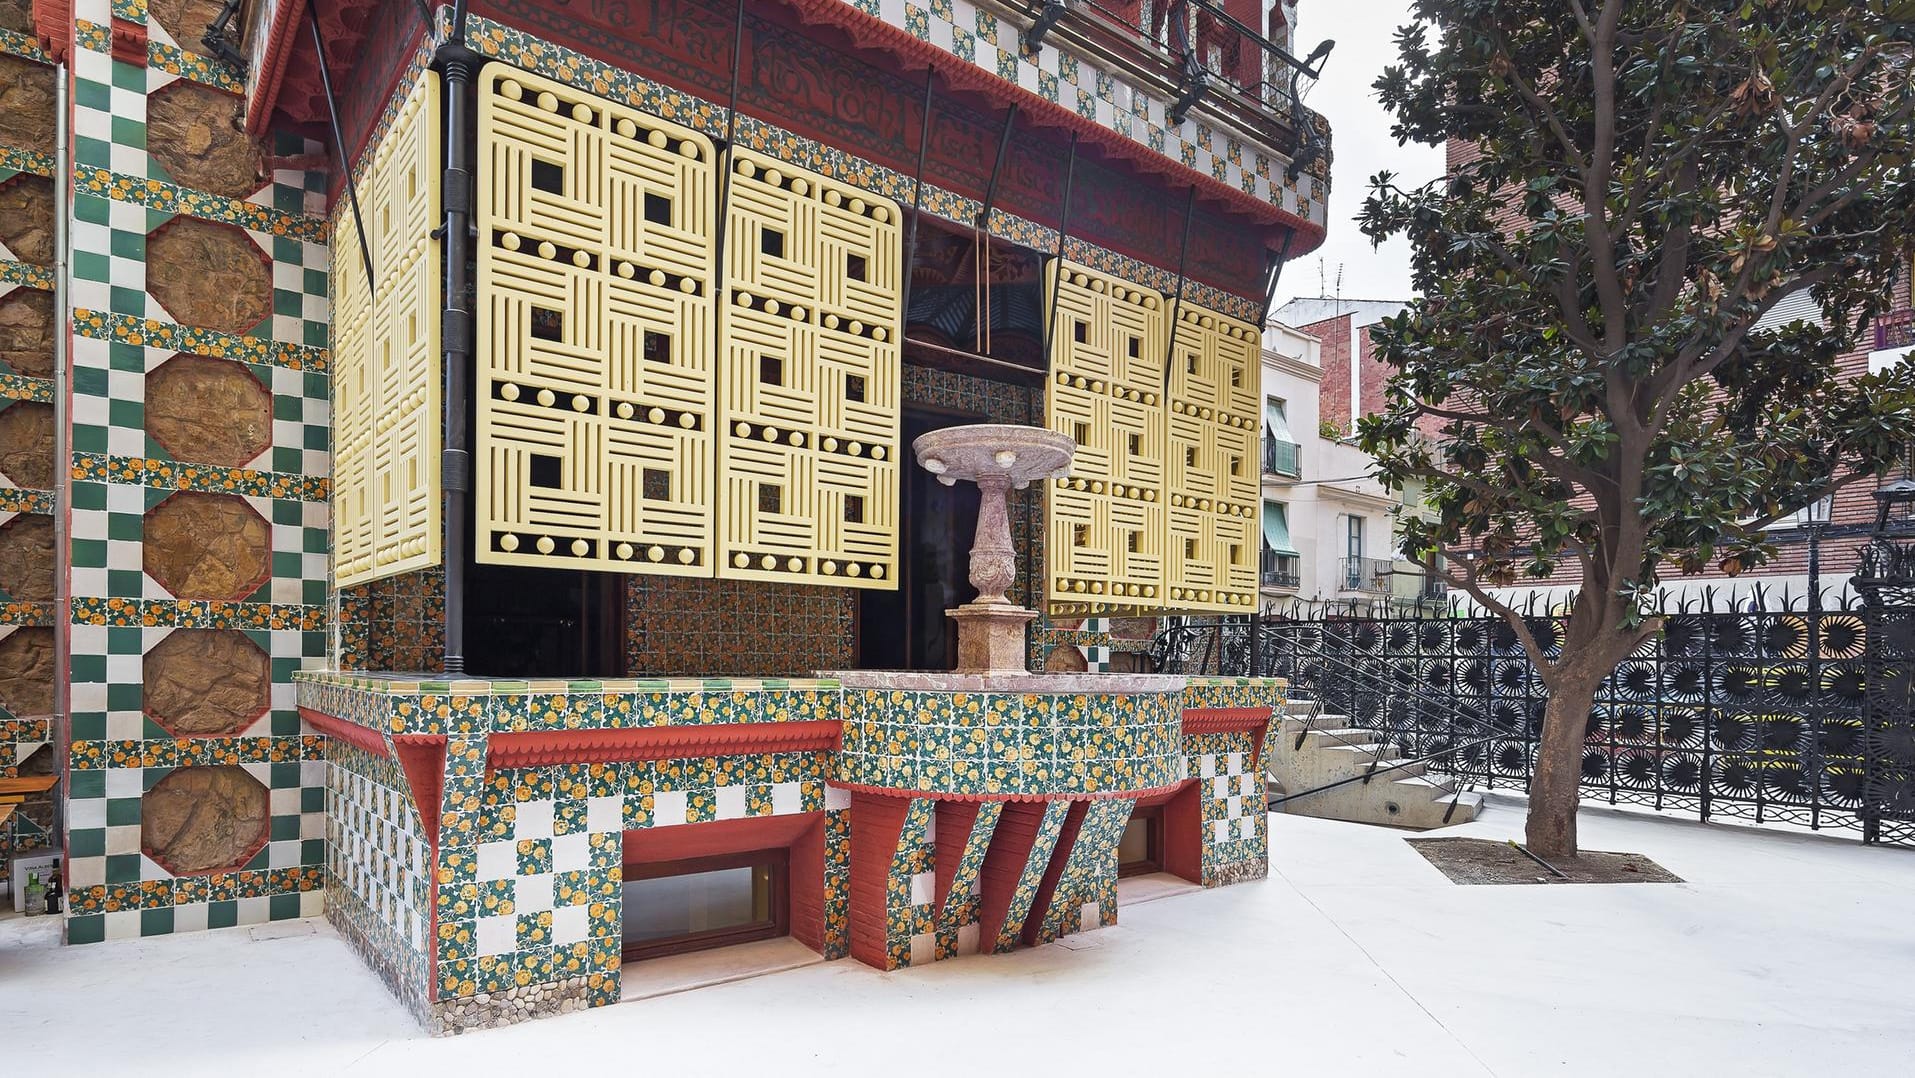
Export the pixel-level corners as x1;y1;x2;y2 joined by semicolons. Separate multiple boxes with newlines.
0;287;54;377
146;354;274;466
147;0;227;50
144;629;272;737
0;174;53;266
146;80;264;199
0;400;53;491
0;513;53;602
0;54;55;156
145;217;273;336
142;492;273;600
0;626;54;717
141;765;270;876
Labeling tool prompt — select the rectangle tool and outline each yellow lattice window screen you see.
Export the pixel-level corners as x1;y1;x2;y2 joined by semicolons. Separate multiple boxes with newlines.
1167;305;1261;612
332;71;442;589
716;147;901;588
1043;260;1168;614
475;67;719;574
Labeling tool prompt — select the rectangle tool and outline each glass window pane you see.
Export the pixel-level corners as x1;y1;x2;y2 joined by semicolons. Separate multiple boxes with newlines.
620;865;768;947
1118;817;1151;865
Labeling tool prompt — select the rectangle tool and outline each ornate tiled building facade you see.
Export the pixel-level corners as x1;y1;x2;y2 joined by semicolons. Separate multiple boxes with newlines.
7;0;332;940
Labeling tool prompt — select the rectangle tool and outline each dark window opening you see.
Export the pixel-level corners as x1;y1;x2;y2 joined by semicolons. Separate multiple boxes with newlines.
760;355;783;385
1185;353;1198;374
846;375;867;402
644;192;673;226
1128;337;1140;358
1118;804;1164;878
1127;531;1141;553
1073;320;1088;344
761;228;784;258
1128;433;1142;455
1074;422;1090;446
760;483;783;514
1185;538;1198;560
1185;446;1197;467
643;331;671;363
621;849;789;962
643;469;670;500
1229;368;1243;387
530;307;564;342
530;159;564;194
847;253;868;281
1073;524;1090;547
529;454;562;488
844;494;865;523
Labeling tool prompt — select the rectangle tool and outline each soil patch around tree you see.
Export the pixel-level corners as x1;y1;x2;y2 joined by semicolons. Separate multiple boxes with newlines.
1407;837;1683;885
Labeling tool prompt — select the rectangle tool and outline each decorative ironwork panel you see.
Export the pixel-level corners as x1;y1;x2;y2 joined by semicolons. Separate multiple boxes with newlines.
332;71;442;588
1042;261;1168;615
475;66;719;575
716;148;901;587
1156;572;1915;845
1166;304;1259;612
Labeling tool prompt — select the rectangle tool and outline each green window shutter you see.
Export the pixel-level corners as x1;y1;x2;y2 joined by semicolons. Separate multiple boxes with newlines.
1261;502;1295;553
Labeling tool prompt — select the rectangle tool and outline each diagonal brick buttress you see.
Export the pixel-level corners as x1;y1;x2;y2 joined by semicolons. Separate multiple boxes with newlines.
975;801;1077;953
848;791;915;969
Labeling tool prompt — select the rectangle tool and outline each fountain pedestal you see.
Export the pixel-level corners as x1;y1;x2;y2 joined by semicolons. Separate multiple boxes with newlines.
911;424;1075;674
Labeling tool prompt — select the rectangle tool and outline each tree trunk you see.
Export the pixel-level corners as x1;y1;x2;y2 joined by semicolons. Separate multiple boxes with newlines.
1526;662;1608;860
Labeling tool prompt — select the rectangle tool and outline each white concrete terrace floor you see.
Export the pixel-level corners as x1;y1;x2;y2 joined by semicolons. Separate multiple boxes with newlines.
6;799;1914;1078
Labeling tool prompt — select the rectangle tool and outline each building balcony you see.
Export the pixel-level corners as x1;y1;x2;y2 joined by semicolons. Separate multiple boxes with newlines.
1262;434;1300;478
1875;308;1914;351
1260;548;1300;589
1037;0;1327;167
1339;555;1392;594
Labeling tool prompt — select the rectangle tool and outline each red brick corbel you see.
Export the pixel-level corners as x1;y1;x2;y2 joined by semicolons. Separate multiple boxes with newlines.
108;15;146;65
31;0;73;61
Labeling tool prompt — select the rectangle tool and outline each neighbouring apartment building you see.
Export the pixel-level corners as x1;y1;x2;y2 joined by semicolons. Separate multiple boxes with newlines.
1438;139;1915;610
0;0;1327;1036
1259;299;1441;613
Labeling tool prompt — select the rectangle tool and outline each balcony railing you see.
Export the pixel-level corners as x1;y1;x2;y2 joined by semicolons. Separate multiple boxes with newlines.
1262;434;1299;477
1044;1;1327;172
1260;548;1300;589
1339;556;1393;594
1875;308;1915;351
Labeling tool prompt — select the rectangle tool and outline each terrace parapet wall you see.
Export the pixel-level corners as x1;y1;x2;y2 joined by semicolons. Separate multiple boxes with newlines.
293;670;1282;1034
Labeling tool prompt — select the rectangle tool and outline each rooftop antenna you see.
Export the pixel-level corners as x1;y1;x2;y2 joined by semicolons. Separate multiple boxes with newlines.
1335;263;1344;309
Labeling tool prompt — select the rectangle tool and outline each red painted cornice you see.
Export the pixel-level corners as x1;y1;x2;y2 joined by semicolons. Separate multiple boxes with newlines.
487;720;844;769
1181;706;1272;736
31;0;71;61
779;0;1325;254
246;0;311;136
298;706;390;756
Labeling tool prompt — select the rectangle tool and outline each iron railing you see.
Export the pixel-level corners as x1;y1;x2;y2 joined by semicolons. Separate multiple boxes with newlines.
1153;571;1915;845
1263;434;1300;477
1049;1;1328;172
1874;308;1914;351
1339;555;1392;593
1261;548;1300;589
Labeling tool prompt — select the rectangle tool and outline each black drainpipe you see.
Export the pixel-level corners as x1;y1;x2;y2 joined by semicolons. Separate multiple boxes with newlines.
436;8;478;675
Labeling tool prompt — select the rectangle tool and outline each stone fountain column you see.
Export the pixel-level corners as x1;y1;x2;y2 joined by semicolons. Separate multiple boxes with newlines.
912;424;1075;674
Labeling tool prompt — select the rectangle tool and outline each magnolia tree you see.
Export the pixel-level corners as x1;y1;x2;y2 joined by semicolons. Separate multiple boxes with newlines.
1359;0;1915;858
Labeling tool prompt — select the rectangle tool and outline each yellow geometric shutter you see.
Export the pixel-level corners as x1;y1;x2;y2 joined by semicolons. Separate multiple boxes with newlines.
331;71;442;589
474;66;719;574
1167;303;1261;612
1043;260;1168;615
716;147;901;588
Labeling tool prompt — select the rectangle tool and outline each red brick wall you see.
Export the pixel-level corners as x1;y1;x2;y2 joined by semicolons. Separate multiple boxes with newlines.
1300;312;1352;432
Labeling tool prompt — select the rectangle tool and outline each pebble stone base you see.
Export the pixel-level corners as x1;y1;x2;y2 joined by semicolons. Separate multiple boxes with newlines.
427;975;594;1036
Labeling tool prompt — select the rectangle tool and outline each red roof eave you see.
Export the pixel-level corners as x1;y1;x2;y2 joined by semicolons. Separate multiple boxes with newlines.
780;0;1326;256
245;0;312;137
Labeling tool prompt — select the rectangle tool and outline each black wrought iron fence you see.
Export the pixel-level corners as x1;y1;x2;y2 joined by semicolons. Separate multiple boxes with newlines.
1154;577;1915;845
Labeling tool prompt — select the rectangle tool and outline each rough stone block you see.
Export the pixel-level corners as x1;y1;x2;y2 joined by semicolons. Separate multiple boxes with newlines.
142;492;272;599
146;80;264;199
0;287;55;378
0;513;53;602
143;629;271;736
0;627;54;717
141;765;270;875
0;400;53;491
0;174;54;266
145;217;273;335
0;55;54;156
146;353;273;466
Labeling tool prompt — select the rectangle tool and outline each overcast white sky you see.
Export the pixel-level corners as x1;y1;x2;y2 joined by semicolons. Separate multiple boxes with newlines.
1273;1;1444;306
